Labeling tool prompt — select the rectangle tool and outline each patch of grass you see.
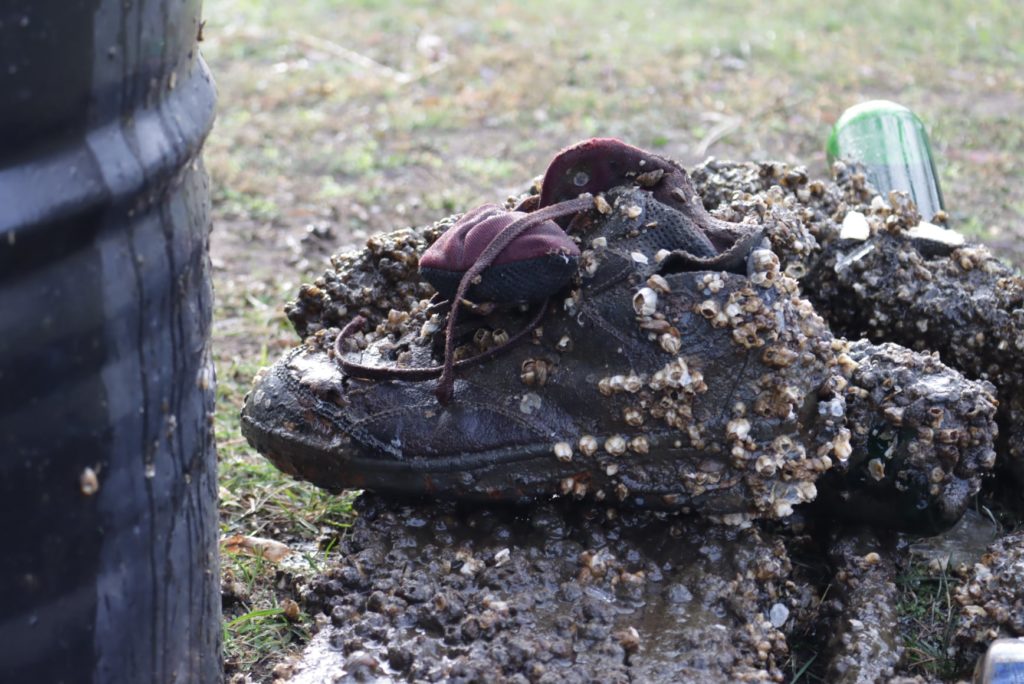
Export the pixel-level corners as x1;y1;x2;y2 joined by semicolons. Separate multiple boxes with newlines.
215;344;357;542
895;561;969;680
214;186;281;223
224;607;305;673
213;292;357;675
221;554;310;674
787;652;821;684
216;373;356;675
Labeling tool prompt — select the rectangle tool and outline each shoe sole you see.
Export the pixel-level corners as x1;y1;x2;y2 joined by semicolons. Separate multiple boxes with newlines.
240;355;747;511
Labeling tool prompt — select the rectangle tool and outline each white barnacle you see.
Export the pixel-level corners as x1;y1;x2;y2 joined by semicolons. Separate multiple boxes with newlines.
553;442;573;462
420;314;442;338
868;458;886;481
580;249;600;276
663;358;691;389
80;467;99;496
659;332;681;354
750;249;779;273
697;300;719;319
633;287;658;316
605;435;627;456
726;418;751;441
647;273;671;294
755;455;776;476
628;436;650;454
623;407;644;427
579;434;599;457
520;358;549;387
833;428;853;461
796;481;817;502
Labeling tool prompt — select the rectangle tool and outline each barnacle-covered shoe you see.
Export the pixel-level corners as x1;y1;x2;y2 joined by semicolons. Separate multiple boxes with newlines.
802;191;1024;492
242;139;998;526
693;158;1022;496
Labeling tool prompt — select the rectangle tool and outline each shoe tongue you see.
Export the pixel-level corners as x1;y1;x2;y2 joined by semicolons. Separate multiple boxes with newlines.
579;187;760;277
601;186;718;259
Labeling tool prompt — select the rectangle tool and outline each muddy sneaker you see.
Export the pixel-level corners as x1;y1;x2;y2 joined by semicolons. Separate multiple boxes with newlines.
242;139;997;525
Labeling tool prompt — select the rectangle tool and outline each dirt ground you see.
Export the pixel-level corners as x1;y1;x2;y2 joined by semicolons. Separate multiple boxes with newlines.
199;1;1023;679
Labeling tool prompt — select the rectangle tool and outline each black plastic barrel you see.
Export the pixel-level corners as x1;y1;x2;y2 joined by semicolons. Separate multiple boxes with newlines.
0;1;220;682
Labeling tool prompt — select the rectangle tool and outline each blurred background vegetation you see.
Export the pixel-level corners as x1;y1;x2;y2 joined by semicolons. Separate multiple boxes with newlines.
200;0;1023;678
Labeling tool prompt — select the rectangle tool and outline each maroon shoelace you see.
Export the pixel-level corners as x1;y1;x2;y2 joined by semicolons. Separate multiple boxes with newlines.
335;195;595;404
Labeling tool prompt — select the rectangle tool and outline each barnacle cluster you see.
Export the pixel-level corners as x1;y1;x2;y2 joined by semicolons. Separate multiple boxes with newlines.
285;217;451;339
955;529;1024;659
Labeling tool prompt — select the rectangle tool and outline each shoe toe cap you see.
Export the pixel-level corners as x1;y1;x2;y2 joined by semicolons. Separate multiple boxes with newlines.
241;347;371;491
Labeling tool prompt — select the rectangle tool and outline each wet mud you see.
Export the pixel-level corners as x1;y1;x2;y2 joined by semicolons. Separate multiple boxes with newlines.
295;494;797;683
823;531;903;684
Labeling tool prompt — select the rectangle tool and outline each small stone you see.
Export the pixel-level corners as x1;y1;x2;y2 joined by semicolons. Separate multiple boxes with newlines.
769;603;789;628
908;220;965;246
271;662;293;680
839;211;870;240
614;626;641;653
281;598;300;621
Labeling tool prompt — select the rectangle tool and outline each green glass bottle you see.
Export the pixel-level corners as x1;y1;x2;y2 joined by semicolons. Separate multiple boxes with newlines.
827;100;945;222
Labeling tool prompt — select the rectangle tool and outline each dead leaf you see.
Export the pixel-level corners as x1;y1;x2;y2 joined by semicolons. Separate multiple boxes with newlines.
221;534;293;562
